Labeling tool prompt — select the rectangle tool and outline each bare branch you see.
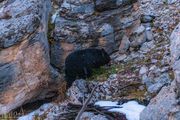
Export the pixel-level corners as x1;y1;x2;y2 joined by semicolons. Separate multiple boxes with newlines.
75;84;98;120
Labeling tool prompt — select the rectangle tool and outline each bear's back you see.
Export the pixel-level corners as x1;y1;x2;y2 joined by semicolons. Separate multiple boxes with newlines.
64;48;110;88
65;49;102;65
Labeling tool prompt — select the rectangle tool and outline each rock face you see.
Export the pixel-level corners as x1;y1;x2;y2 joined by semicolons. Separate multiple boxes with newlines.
140;23;180;120
50;0;146;68
140;82;179;120
170;23;180;99
0;0;63;114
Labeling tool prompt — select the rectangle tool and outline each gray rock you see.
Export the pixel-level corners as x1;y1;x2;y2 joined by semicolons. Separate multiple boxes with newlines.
140;41;155;53
100;23;114;36
139;65;148;75
60;0;95;18
67;72;142;104
98;23;116;54
80;112;95;120
67;79;91;104
130;25;146;47
150;73;171;93
142;72;171;94
167;0;179;4
149;65;158;71
140;23;180;120
0;1;40;48
95;0;137;12
0;63;18;92
142;74;152;87
140;82;180;120
95;0;117;11
0;0;63;114
80;112;108;120
127;51;144;60
114;54;127;62
53;17;92;43
151;59;158;64
148;66;162;77
119;35;130;53
152;0;178;4
145;29;153;41
170;23;180;98
50;42;64;68
133;25;145;35
52;0;63;6
141;15;155;23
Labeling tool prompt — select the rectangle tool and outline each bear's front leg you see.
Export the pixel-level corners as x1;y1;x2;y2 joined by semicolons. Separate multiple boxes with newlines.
83;67;92;78
65;75;76;88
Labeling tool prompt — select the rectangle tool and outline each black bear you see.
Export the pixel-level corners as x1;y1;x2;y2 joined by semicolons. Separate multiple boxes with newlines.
65;48;110;88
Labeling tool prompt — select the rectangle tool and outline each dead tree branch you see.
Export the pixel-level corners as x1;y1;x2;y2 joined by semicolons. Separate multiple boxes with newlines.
75;84;98;120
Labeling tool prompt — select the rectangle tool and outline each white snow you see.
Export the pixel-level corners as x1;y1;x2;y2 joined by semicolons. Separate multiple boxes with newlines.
18;111;35;120
95;100;146;120
95;101;119;107
0;6;4;13
18;103;53;120
18;100;145;120
51;10;59;24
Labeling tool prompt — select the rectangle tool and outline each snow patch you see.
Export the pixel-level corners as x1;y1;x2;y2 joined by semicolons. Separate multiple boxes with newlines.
0;6;4;13
95;101;119;107
95;100;146;120
51;10;59;23
18;103;53;120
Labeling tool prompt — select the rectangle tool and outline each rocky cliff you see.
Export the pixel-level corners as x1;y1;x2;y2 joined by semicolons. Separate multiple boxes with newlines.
0;0;179;119
140;22;180;120
0;0;147;114
0;0;63;114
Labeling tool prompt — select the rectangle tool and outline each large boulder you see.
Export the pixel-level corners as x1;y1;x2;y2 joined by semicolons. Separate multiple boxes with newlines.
140;23;180;120
0;0;63;114
170;23;180;99
140;82;179;120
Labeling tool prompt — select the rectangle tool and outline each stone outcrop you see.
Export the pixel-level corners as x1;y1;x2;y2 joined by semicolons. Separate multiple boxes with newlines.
170;23;180;99
50;0;146;68
140;82;179;120
140;23;180;120
67;74;144;105
0;0;63;114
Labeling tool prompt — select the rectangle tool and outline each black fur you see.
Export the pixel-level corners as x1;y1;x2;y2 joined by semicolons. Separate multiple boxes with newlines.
65;48;110;88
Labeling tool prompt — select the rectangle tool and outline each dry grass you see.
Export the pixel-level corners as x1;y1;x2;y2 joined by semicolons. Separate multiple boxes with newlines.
54;80;67;103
